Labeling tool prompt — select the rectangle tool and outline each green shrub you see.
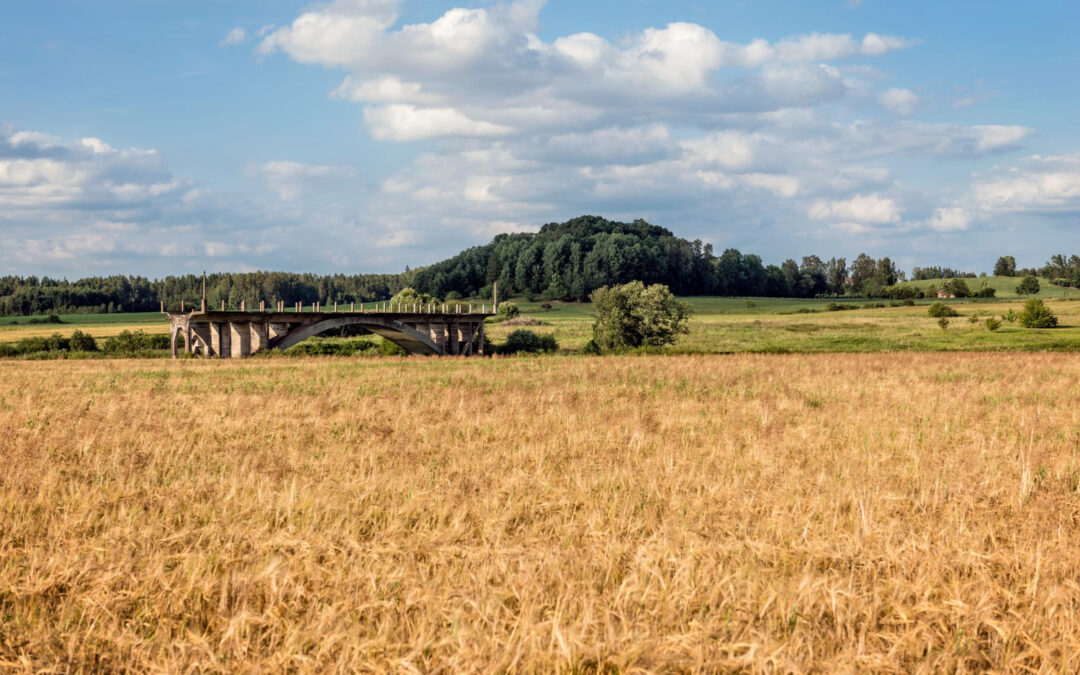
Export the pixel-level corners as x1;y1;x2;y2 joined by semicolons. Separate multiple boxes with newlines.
500;329;557;355
1016;276;1040;296
497;302;520;320
903;298;915;306
744;300;756;308
0;343;16;358
69;330;98;352
26;314;63;325
985;318;1002;332
378;339;408;356
102;330;166;353
937;317;950;330
928;302;959;318
1018;298;1058;328
582;339;601;355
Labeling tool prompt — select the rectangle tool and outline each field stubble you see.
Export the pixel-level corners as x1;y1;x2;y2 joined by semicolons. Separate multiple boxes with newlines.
2;353;1080;671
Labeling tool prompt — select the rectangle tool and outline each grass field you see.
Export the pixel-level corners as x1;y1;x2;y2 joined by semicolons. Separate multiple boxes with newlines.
3;353;1080;670
4;285;1078;356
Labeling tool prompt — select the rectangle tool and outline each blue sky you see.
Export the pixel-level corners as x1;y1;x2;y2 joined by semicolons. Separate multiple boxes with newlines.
2;0;1078;277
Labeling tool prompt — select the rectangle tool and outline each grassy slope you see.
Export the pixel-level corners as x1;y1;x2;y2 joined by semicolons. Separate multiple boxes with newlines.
897;275;1075;298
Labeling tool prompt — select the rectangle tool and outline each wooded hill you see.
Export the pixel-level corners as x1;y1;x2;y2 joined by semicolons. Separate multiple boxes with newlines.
0;215;1075;315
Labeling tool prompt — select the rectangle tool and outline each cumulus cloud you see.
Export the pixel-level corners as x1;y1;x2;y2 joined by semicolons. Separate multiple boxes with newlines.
809;194;902;224
879;87;919;115
927;206;972;231
975;153;1080;213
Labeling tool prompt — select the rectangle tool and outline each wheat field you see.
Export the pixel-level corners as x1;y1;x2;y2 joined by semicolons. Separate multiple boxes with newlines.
2;353;1080;671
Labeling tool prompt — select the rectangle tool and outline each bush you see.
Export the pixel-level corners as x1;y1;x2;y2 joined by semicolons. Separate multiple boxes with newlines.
937;317;950;330
0;343;15;358
985;318;1002;332
496;302;520;320
1016;276;1040;296
975;287;997;298
378;339;408;356
102;330;167;353
903;298;915;306
445;291;462;302
582;339;601;355
500;329;557;355
390;287;438;309
744;300;756;308
69;330;98;352
1018;298;1058;328
1004;309;1018;323
928;302;959;318
826;302;858;311
590;282;691;352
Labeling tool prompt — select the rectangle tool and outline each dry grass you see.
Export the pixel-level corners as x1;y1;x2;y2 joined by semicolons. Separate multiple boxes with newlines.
2;353;1080;671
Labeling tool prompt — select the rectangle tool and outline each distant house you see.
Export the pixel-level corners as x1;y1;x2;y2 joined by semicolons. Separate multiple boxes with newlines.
936;288;955;299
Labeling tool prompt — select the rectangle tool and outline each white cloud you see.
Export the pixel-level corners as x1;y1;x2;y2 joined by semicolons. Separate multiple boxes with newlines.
363;105;513;140
809;194;901;224
879;88;919;115
975;153;1080;213
927;207;972;231
220;27;247;46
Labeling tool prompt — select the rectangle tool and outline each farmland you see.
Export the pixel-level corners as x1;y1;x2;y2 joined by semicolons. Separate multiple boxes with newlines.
3;280;1080;356
3;353;1080;670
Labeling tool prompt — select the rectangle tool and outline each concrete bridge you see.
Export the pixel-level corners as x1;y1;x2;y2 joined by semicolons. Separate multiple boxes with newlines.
165;302;492;358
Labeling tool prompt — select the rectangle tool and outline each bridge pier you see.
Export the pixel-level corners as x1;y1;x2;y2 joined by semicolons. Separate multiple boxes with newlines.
251;321;269;353
211;322;230;358
230;322;251;358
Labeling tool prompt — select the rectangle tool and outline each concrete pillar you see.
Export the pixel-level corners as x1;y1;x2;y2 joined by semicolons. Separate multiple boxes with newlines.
185;324;194;354
211;322;230;358
250;322;269;354
170;325;179;359
192;324;212;356
230;322;251;358
429;323;447;353
478;322;486;355
448;322;459;355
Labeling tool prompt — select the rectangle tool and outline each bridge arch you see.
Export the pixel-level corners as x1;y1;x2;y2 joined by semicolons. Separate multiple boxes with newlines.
271;316;441;355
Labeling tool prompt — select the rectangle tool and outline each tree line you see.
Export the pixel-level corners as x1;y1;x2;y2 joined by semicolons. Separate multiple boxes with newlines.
0;215;1076;315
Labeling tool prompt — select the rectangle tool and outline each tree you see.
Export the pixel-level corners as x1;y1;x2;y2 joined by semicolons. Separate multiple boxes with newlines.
1016;276;1040;296
590;282;692;351
994;256;1017;277
1018;298;1058;328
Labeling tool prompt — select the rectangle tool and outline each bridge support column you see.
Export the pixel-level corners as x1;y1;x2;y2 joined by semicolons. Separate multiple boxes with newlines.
192;324;212;356
269;322;289;341
448;322;459;355
230;322;251;358
428;323;447;354
170;324;180;359
250;322;269;354
211;322;230;358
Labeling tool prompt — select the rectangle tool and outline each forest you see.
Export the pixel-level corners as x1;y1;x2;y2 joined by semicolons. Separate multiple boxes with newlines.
1;215;1076;315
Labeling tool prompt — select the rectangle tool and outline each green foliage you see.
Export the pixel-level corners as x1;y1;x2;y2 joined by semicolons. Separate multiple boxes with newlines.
1004;309;1018;323
69;330;98;352
390;287;437;309
994;256;1017;277
590;282;692;352
1018;298;1058;328
377;339;408;357
826;302;858;312
102;330;169;354
937;317;950;330
1016;276;1041;296
985;318;1002;332
928;302;959;318
500;329;558;355
744;300;756;308
286;338;378;357
496;302;520;320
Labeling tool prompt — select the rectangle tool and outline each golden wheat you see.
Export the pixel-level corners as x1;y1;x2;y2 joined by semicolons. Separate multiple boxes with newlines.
2;353;1079;671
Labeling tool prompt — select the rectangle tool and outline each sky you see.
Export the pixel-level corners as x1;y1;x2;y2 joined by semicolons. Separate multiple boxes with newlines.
2;0;1079;278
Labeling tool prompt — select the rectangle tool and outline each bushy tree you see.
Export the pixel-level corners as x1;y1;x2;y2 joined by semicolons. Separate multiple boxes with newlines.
390;287;437;308
994;256;1017;277
928;302;959;318
1016;276;1040;296
590;282;691;352
496;302;520;320
500;330;558;354
69;330;98;352
1018;298;1057;328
